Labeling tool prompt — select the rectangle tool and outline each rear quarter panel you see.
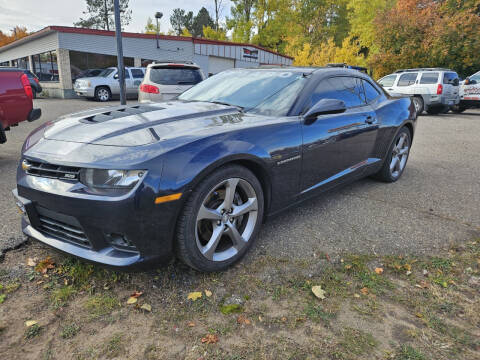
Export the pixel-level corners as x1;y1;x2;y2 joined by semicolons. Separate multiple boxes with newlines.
0;71;32;129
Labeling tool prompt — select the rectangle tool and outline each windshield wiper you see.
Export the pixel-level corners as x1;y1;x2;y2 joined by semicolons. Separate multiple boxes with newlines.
209;100;244;112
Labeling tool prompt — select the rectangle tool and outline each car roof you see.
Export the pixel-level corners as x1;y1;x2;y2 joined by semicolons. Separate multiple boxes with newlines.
395;68;454;73
147;62;200;69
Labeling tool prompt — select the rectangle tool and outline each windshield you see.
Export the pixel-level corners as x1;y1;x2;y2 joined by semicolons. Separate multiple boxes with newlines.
178;69;306;115
98;68;115;77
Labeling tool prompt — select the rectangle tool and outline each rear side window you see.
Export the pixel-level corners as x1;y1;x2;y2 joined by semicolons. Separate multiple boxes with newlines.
310;76;365;108
420;72;439;84
397;73;418;86
362;80;381;103
149;67;203;85
443;72;459;84
378;75;396;87
131;69;145;79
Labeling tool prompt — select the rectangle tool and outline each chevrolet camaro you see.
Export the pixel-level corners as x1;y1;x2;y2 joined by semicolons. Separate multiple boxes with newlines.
14;67;416;272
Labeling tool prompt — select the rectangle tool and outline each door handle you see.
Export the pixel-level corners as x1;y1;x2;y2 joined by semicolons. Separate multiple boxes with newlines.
365;116;376;124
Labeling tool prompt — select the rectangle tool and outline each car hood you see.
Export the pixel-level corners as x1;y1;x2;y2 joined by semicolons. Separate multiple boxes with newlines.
39;101;247;148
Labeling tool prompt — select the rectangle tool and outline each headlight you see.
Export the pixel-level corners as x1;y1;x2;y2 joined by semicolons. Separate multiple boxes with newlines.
80;169;145;191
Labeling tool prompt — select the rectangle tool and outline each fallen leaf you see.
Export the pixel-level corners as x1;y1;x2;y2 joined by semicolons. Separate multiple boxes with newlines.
237;315;251;325
423;269;429;276
375;267;384;274
345;264;352;270
311;285;326;300
140;303;151;312
187;292;202;301
415;281;429;289
360;287;369;295
406;271;412;276
127;297;138;304
404;263;412;271
0;294;6;304
201;334;218;344
25;320;38;327
27;258;36;267
258;315;263;322
353;293;361;298
187;321;196;327
35;256;55;274
130;291;143;298
281;316;287;322
415;313;423;318
205;290;212;297
325;253;331;262
220;304;243;314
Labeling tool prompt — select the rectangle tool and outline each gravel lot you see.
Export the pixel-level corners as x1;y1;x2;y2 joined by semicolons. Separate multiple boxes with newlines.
1;98;479;260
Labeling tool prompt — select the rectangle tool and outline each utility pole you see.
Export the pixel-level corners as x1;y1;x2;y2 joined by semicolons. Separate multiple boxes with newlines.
114;0;126;105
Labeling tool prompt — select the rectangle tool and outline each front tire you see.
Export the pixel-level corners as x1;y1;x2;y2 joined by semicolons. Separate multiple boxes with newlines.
95;86;111;102
176;165;264;272
374;127;411;183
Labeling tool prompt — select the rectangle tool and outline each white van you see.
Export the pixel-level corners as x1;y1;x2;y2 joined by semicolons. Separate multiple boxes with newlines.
452;71;480;113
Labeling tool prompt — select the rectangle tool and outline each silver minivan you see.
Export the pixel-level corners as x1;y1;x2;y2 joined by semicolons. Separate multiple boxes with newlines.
138;62;205;103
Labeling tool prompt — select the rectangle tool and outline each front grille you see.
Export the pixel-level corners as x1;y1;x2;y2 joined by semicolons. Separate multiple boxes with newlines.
24;159;80;181
38;215;91;248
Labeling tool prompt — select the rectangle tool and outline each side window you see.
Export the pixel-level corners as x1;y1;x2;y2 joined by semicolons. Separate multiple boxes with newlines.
363;80;381;103
420;72;439;84
378;75;396;87
397;73;418;86
309;76;365;109
443;72;458;84
470;72;480;82
131;69;145;79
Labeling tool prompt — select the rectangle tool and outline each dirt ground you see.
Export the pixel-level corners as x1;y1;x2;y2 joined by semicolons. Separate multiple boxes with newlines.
0;238;478;360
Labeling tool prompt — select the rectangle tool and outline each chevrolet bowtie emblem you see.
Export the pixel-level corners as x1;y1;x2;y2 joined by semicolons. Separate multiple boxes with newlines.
21;160;32;171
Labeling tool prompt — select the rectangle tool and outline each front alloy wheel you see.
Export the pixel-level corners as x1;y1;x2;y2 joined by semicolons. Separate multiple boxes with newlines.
389;132;410;179
176;165;264;272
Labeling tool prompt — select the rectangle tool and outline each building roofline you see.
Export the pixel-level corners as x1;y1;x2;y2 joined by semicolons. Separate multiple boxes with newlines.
0;25;293;60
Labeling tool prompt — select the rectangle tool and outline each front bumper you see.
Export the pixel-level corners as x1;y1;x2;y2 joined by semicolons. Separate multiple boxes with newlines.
74;88;95;97
13;176;180;270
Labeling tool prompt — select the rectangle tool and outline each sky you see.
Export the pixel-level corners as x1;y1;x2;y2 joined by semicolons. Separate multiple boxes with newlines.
0;0;232;34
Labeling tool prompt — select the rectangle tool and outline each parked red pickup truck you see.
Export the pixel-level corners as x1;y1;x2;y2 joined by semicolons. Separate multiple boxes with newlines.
0;67;41;143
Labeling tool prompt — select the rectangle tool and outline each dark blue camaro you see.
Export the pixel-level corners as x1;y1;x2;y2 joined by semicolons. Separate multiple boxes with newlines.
14;67;416;271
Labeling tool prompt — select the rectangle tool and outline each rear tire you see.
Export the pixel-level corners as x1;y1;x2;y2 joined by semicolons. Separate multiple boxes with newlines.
451;104;467;113
95;86;111;102
412;96;424;115
32;89;37;99
176;165;264;272
426;106;443;115
373;127;411;183
0;125;6;144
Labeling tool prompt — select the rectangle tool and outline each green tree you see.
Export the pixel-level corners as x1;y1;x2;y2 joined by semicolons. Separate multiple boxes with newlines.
203;25;228;40
192;7;215;37
170;8;194;36
227;0;257;42
74;0;131;30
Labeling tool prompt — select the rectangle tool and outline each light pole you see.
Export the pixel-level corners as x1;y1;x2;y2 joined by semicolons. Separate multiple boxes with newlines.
113;0;126;105
155;12;163;49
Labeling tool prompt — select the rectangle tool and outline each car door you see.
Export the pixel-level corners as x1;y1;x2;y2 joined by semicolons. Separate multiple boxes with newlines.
462;72;480;101
301;76;379;193
123;69;135;94
442;72;460;105
395;72;418;95
377;74;397;95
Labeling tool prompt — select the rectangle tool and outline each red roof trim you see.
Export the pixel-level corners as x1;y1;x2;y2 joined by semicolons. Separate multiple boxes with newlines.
0;25;293;60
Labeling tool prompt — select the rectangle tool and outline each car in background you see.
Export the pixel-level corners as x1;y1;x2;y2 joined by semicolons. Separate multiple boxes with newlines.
452;70;480;113
377;68;460;115
74;67;146;101
22;70;42;98
15;67;416;271
72;68;103;82
139;62;205;103
0;68;41;144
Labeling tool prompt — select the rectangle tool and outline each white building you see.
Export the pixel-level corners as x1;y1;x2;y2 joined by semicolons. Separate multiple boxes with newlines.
0;26;293;98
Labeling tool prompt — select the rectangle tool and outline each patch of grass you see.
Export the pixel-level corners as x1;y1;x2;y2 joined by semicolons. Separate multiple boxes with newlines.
351;298;382;318
304;303;336;324
25;324;41;339
51;285;76;308
394;345;426;360
220;304;243;315
272;285;288;301
4;282;20;293
338;327;377;356
60;322;80;339
343;255;394;295
104;333;125;358
84;294;119;318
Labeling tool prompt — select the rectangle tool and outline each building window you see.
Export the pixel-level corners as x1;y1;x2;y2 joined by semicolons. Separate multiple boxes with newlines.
69;50;134;82
11;57;29;69
32;51;58;82
0;61;9;66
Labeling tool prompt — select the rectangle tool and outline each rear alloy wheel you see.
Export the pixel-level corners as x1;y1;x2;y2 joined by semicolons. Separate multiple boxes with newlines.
412;96;424;115
374;127;411;182
95;86;111;102
176;165;264;272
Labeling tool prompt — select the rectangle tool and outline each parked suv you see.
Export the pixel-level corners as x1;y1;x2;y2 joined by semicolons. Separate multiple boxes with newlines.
74;67;145;101
139;62;205;103
377;68;460;114
452;70;480;113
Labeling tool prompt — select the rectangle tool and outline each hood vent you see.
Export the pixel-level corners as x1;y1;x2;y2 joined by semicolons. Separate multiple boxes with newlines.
80;105;163;124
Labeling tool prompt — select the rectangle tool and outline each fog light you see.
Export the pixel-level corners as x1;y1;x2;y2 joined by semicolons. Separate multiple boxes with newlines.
106;233;138;253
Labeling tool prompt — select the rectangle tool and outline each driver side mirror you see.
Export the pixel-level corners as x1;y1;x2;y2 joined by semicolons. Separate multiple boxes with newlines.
114;73;119;79
304;98;347;124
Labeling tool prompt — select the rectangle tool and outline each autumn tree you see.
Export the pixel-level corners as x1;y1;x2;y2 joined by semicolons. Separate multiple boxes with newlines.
74;0;131;30
0;26;29;47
